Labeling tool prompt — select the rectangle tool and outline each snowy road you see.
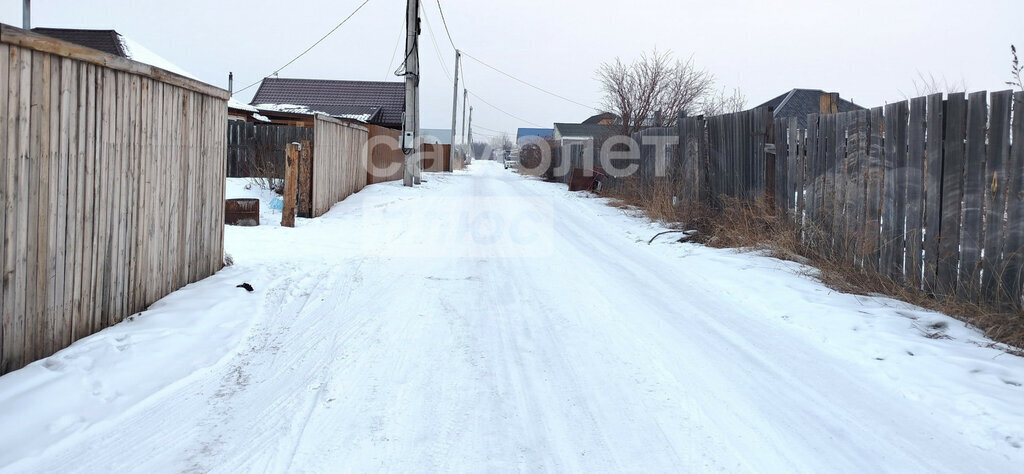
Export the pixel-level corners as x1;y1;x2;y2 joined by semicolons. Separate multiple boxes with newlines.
2;161;1023;472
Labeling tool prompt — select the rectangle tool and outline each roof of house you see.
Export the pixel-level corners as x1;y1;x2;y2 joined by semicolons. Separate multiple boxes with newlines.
757;89;865;127
582;112;617;124
553;123;620;140
32;27;126;57
251;78;405;128
516;128;555;141
31;27;196;79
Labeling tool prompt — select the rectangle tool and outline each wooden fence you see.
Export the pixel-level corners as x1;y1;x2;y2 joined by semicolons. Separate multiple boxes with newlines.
366;124;403;184
312;115;369;217
1;25;229;374
227;121;312;178
631;92;1024;309
774;91;1024;305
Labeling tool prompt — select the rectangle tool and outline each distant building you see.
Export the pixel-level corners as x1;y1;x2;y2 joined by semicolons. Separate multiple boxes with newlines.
582;112;618;125
516;128;554;145
250;78;406;129
552;123;620;145
757;89;864;128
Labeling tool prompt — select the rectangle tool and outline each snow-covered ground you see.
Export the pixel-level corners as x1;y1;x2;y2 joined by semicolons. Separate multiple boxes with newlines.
1;161;1022;472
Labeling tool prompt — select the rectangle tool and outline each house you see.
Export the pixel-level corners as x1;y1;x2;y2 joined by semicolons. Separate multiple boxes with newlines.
516;128;554;146
250;77;405;129
757;88;864;128
31;27;196;79
582;112;617;125
552;123;620;146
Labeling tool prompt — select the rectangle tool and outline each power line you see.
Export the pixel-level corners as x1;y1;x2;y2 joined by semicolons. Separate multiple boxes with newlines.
435;0;457;51
234;0;374;96
467;89;545;128
473;124;512;135
461;51;597;111
383;17;404;80
420;3;452;80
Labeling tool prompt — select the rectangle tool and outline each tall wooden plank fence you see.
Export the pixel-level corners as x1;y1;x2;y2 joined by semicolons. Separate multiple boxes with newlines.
311;115;369;217
772;91;1024;307
1;25;229;375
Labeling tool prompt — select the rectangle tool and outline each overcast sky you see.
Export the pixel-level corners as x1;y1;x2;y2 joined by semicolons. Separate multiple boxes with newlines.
3;0;1022;140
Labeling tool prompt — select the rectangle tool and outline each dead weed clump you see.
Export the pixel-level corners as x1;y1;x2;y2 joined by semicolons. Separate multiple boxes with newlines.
606;186;1024;351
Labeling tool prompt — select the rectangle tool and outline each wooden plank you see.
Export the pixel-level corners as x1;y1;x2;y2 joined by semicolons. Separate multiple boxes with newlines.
864;107;885;271
26;51;47;362
981;90;1013;303
849;110;868;263
44;53;60;357
880;102;905;279
960;91;988;300
773;117;788;213
923;94;945;294
56;57;74;348
823;113;837;244
938;93;967;296
905;97;927;289
283;143;299;227
805;115;820;226
0;43;7;366
0;43;11;370
792;119;804;223
1003;91;1024;307
833;112;849;256
71;61;88;341
6;45;32;372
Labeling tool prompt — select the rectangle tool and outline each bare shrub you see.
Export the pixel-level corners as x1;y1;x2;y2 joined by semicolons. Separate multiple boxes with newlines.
246;158;284;195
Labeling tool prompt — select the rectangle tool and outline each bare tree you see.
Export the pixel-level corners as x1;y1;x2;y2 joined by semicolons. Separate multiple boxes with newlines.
900;71;968;98
490;133;514;152
597;49;715;135
701;87;747;116
1008;44;1023;93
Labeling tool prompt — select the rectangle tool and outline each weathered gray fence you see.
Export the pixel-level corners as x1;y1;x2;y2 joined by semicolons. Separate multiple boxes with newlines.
226;121;313;178
775;91;1024;306
1;25;228;374
637;91;1024;308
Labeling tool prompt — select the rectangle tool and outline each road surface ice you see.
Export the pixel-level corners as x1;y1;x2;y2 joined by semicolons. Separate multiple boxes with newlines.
1;161;1022;472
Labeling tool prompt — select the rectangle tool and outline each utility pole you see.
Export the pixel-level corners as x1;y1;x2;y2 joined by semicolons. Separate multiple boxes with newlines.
461;89;467;145
450;50;460;153
467;106;473;160
228;72;234;96
402;0;420;187
23;0;30;29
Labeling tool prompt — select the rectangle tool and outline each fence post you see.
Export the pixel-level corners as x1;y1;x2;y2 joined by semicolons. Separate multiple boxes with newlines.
282;142;299;228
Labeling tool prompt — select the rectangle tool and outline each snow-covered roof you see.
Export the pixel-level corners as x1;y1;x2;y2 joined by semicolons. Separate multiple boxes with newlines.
228;97;259;112
31;28;199;81
253;103;372;123
117;34;197;80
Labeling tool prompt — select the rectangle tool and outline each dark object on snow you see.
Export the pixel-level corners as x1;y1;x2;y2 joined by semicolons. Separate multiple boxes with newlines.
568;166;607;192
225;198;260;226
237;283;254;292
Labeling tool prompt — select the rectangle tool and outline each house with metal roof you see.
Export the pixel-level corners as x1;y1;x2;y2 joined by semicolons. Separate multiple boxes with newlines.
250;78;406;129
757;89;864;128
516;128;554;145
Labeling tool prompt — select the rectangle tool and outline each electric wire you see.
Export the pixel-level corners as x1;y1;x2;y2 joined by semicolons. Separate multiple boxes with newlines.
234;0;374;96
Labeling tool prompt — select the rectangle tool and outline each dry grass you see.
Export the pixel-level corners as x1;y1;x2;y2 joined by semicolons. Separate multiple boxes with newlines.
605;183;1024;351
